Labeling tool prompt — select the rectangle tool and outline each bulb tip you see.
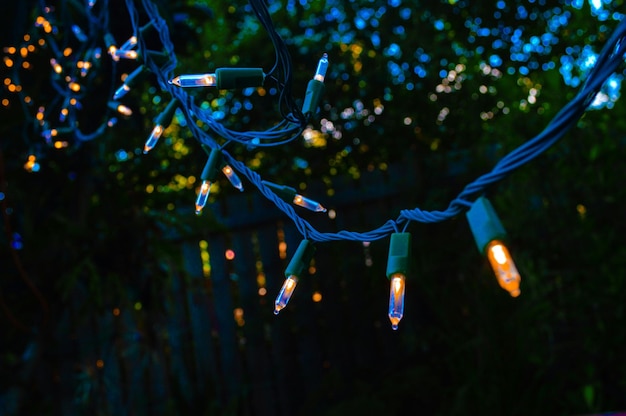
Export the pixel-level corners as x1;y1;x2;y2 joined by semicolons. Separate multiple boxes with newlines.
391;324;399;330
195;210;202;216
273;308;280;315
510;289;521;298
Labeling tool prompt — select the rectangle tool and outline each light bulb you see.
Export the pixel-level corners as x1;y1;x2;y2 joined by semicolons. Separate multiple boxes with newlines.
388;273;406;330
293;194;326;212
104;33;118;60
116;104;132;116
314;53;329;82
274;276;298;315
486;240;521;297
120;35;137;51
168;74;216;88
114;49;138;60
113;84;130;100
195;180;211;215
108;101;132;116
222;165;243;191
143;125;163;154
50;58;62;74
71;25;87;42
68;81;81;92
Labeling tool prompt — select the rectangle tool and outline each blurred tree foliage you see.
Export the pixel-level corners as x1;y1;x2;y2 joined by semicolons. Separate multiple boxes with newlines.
1;0;626;414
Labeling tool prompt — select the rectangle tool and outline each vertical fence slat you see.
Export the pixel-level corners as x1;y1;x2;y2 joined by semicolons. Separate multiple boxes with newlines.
181;241;220;408
207;234;242;406
120;307;147;414
100;313;125;416
232;229;276;416
163;265;195;408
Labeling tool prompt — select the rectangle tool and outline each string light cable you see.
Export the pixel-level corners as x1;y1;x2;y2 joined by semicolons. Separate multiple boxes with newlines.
121;0;626;329
8;0;626;329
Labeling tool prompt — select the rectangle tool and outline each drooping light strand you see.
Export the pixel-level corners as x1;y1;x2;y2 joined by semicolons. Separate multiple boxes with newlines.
466;196;521;297
386;233;411;330
16;0;624;330
274;239;316;315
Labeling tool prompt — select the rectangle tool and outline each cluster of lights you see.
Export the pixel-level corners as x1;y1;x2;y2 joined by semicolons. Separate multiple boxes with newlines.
159;53;330;216
94;0;624;329
7;0;624;332
273;196;520;330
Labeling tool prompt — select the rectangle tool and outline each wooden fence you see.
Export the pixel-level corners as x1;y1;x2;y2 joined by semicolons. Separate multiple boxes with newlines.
3;152;431;416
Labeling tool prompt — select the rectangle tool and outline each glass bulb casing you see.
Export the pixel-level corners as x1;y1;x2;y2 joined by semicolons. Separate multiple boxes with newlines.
222;165;243;191
113;84;130;100
195;180;211;215
314;53;329;82
169;74;216;88
388;274;406;330
114;49;138;60
486;240;521;297
274;276;298;315
143;125;163;154
293;194;326;212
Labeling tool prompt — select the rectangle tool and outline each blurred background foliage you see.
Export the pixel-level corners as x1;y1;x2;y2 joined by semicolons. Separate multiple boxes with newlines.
1;0;626;414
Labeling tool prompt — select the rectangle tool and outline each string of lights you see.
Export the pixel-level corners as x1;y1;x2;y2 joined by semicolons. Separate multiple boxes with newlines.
3;0;123;161
124;0;626;329
5;0;626;330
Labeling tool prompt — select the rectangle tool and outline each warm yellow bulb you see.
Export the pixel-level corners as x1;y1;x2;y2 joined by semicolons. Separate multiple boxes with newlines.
274;276;298;315
486;240;521;297
194;180;211;215
116;105;132;116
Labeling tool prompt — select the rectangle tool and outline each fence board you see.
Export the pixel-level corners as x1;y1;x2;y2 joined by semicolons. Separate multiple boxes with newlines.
232;229;276;416
181;241;220;408
206;233;242;407
163;265;195;408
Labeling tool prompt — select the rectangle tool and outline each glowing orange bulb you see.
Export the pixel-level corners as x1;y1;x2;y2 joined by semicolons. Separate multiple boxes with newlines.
116;104;132;116
50;58;62;74
388;274;406;330
68;82;81;92
486;240;521;297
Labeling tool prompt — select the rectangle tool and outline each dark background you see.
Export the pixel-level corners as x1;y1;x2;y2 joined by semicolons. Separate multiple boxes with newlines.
1;0;626;414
